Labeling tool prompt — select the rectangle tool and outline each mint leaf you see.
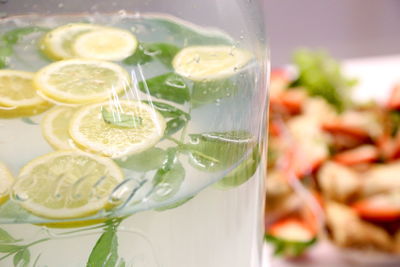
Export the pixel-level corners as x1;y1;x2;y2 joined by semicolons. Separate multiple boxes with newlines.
21;117;38;125
139;73;190;104
0;227;19;243
101;107;142;128
141;101;190;136
0;244;22;253
115;147;167;172
192;79;238;108
150;18;233;46
124;43;180;68
186;131;254;172
165;117;188;137
215;147;260;189
2;27;48;45
0;26;49;69
152;148;185;202
141;101;190;120
0;44;12;68
13;248;30;267
86;221;120;267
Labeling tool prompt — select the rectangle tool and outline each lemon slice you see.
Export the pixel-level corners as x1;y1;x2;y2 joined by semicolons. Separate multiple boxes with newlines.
72;28;137;61
34;59;130;105
0;70;51;118
172;45;253;81
42;106;79;150
40;23;101;60
69;100;166;159
12;150;124;219
0;162;14;205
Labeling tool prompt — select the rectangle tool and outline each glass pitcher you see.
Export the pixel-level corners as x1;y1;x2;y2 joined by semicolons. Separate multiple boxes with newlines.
0;0;269;266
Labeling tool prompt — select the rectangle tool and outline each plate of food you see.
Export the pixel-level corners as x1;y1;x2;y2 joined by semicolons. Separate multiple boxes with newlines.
265;50;400;266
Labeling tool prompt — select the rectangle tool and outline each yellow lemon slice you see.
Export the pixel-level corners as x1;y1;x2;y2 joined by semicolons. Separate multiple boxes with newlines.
0;162;14;205
40;23;102;60
12;150;124;219
172;45;253;81
41;106;79;150
69;100;166;159
72;28;137;61
34;59;130;105
0;70;51;118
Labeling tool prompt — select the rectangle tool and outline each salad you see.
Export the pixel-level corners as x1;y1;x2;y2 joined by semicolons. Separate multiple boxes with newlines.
265;49;400;260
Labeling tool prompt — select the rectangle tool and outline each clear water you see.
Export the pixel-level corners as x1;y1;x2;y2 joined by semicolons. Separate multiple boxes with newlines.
0;13;265;267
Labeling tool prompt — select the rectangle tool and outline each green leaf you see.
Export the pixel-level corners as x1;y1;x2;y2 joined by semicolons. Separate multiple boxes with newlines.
165;117;188;137
2;27;48;45
86;222;119;267
291;49;356;112
139;73;190;104
152;148;185;202
150;18;233;46
13;248;30;267
0;244;22;253
215;146;260;189
265;234;317;258
140;101;190;136
0;227;19;243
124;43;180;68
155;195;194;211
141;101;190;120
0;26;49;69
191;79;238;108
101;107;142;128
185;131;254;172
114;147;167;172
21;117;38;125
0;44;12;68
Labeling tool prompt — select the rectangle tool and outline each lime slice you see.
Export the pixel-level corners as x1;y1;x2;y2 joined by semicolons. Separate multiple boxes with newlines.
42;106;79;150
40;23;101;60
12;150;124;219
0;162;14;205
72;28;137;61
69;100;166;159
172;45;252;81
0;70;51;118
34;59;130;105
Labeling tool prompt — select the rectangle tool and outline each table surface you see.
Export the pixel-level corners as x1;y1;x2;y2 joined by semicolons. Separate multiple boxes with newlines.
265;54;400;267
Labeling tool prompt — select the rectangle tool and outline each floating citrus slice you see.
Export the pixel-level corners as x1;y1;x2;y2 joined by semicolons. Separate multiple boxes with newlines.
41;106;79;150
172;45;252;81
34;59;130;105
40;23;102;60
69;100;166;158
0;70;51;118
72;27;137;61
12;150;124;219
0;162;14;205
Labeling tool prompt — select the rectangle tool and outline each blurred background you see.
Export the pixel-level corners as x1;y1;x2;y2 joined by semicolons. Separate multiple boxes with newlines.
264;0;400;66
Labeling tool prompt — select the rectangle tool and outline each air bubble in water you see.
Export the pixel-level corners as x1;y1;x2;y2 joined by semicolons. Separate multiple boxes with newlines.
155;184;173;197
13;192;28;202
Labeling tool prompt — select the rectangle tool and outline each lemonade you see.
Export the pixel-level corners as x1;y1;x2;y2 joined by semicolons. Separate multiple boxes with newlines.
0;13;265;267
